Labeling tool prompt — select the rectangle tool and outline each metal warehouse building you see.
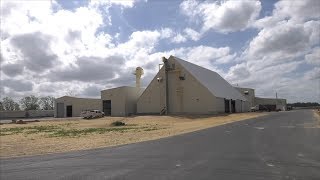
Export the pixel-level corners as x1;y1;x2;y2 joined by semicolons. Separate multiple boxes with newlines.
137;56;249;114
101;86;144;116
54;55;287;117
55;96;102;118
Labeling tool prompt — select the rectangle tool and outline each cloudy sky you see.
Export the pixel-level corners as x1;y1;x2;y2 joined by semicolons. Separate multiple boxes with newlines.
0;0;319;103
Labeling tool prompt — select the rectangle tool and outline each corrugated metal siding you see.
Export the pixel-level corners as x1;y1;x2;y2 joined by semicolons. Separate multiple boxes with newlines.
173;56;246;101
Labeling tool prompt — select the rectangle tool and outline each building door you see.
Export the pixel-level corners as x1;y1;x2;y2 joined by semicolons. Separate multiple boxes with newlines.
224;99;230;113
56;103;64;118
66;105;72;117
231;100;236;113
103;100;111;116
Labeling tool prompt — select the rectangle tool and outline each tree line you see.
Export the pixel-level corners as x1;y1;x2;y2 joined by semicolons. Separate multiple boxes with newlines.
0;96;55;111
287;102;320;107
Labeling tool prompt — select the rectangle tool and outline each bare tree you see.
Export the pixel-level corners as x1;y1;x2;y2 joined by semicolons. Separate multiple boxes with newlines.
20;95;40;110
40;96;55;110
66;89;77;97
2;97;16;111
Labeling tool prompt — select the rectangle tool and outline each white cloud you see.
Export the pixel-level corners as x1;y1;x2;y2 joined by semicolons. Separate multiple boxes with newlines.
179;0;200;19
305;47;320;66
1;0;319;104
273;0;320;22
89;0;138;9
183;28;201;41
181;46;236;65
171;33;187;43
160;28;174;39
1;63;24;77
304;20;320;46
225;63;250;82
1;79;33;92
229;1;320;102
255;0;320;28
110;45;237;85
227;61;302;86
180;0;261;33
304;67;320;80
243;0;320;77
156;46;236;76
0;0;110;66
0;0;148;98
224;61;318;102
80;85;105;98
168;28;202;43
247;21;311;65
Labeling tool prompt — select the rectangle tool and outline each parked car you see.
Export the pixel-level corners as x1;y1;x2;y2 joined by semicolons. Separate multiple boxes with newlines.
250;105;259;112
80;110;104;119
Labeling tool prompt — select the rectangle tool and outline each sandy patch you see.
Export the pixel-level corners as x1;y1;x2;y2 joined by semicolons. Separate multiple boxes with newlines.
0;113;265;158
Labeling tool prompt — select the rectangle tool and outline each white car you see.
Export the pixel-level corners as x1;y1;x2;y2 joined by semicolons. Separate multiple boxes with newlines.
250;105;259;112
80;110;104;119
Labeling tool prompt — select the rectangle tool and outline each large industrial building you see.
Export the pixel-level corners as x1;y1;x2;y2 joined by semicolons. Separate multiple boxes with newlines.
137;56;248;114
54;56;287;117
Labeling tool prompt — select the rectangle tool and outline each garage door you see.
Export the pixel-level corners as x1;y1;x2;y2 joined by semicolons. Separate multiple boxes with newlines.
56;103;64;118
66;105;72;117
103;100;111;116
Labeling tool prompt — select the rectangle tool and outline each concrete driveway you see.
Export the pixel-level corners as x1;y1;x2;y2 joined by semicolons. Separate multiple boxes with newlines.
1;110;319;180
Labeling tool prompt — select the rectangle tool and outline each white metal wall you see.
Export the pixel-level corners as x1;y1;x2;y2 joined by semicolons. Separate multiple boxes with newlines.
55;97;102;117
137;58;230;114
101;86;143;116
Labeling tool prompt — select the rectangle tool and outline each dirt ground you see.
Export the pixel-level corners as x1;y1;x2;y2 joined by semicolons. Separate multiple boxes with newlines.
315;110;320;127
0;113;265;158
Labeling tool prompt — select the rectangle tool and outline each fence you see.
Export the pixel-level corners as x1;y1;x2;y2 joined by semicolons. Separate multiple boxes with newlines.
0;110;54;119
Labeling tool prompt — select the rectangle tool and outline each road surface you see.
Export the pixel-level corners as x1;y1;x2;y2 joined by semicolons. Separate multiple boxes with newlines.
1;110;319;180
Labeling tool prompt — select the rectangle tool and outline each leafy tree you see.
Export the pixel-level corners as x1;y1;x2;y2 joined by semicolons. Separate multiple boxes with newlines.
2;97;16;111
287;102;320;107
40;96;55;110
20;95;40;110
13;102;20;111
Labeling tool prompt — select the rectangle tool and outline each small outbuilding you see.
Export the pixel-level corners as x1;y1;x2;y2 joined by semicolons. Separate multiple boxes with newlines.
55;96;102;118
101;86;144;116
235;87;255;109
255;97;287;111
137;56;248;115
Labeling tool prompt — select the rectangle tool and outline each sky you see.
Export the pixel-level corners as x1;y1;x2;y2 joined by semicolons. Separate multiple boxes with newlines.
0;0;319;103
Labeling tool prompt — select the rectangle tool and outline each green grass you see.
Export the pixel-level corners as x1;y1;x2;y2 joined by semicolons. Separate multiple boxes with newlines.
0;126;61;136
1;125;163;137
143;127;167;131
0;127;26;136
144;127;159;131
48;127;139;137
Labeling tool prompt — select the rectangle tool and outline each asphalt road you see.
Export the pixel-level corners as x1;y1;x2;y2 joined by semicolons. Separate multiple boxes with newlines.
1;110;319;180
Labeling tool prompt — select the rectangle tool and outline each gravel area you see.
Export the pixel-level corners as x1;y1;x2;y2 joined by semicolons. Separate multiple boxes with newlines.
0;113;265;158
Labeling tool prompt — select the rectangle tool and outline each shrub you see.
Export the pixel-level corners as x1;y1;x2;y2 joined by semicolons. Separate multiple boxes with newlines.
111;121;126;126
